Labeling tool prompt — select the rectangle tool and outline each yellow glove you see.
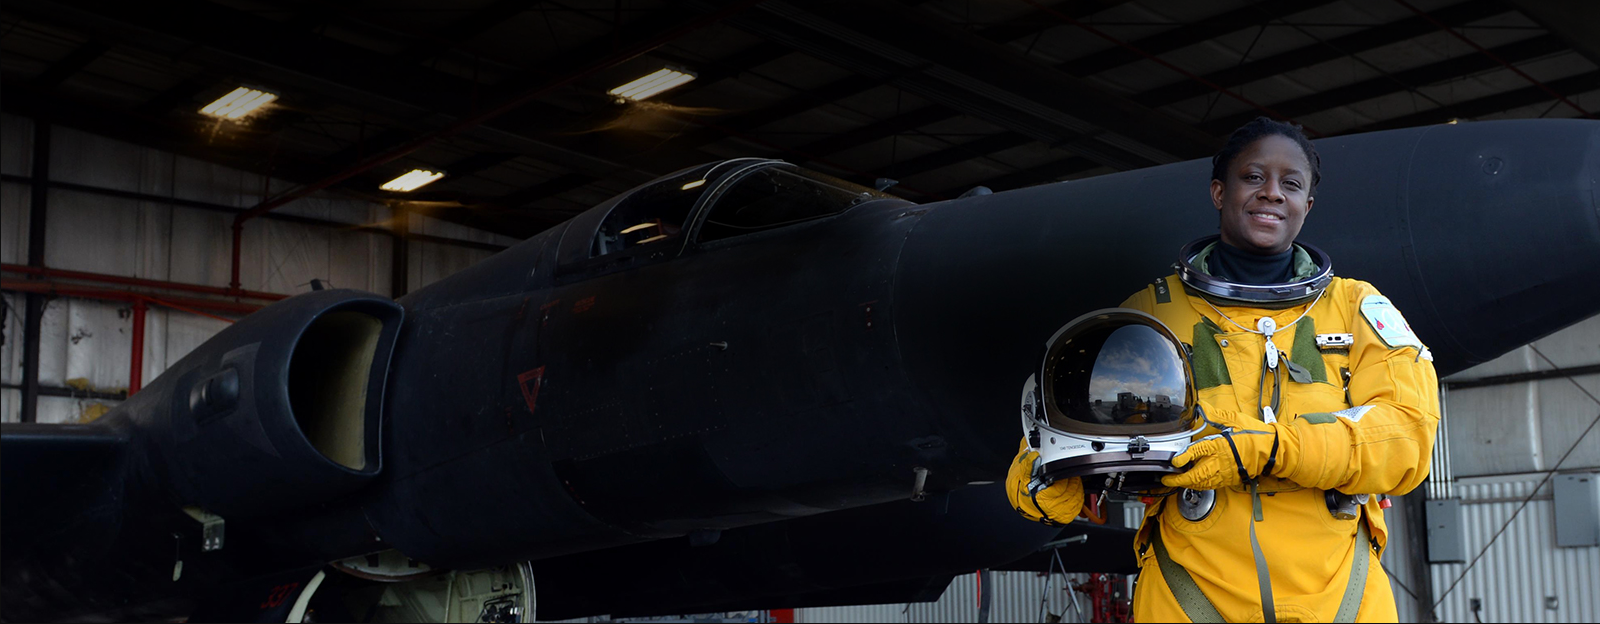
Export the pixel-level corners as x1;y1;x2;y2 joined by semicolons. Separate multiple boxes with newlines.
1006;440;1085;525
1160;410;1283;491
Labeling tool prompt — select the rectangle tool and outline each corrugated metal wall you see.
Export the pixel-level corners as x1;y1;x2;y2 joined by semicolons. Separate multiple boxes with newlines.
796;570;1095;623
0;113;519;424
1427;311;1600;624
1429;477;1600;623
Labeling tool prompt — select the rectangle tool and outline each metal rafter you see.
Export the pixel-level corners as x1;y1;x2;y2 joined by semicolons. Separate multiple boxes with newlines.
881;132;1032;180
0;80;549;236
1131;0;1510;109
973;154;1100;192
30;39;110;87
1201;34;1566;133
8;0;738;218
691;0;1133;169
969;0;1130;42
1349;69;1597;132
717;0;1219;171
1057;0;1338;77
389;0;540;66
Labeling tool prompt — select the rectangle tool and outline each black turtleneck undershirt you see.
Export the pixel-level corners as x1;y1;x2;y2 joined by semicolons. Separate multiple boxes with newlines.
1208;241;1295;285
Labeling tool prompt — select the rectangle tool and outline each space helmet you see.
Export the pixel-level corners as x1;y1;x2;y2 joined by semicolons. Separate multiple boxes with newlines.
1020;308;1205;492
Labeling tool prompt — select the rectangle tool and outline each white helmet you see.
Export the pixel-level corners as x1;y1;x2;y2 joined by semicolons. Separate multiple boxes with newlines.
1021;309;1204;493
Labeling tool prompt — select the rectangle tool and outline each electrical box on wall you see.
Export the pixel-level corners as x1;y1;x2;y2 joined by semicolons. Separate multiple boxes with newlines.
1553;472;1599;548
1427;499;1466;563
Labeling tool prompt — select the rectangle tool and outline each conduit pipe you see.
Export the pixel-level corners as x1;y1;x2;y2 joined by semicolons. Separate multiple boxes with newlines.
225;0;765;293
130;299;146;394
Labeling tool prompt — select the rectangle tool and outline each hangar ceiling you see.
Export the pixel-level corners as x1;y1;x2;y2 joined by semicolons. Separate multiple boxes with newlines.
3;0;1595;239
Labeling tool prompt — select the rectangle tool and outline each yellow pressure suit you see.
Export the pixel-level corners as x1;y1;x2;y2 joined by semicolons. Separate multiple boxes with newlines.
1008;266;1440;622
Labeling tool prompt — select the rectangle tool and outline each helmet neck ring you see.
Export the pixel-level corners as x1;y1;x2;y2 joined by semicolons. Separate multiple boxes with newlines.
1175;235;1333;305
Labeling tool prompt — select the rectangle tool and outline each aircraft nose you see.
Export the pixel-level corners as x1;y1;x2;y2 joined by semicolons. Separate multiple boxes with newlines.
1384;119;1600;371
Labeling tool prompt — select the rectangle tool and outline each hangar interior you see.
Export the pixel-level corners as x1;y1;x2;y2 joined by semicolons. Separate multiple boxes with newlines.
2;0;1598;622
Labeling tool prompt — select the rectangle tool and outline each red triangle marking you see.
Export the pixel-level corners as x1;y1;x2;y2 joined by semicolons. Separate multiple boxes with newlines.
1376;319;1386;330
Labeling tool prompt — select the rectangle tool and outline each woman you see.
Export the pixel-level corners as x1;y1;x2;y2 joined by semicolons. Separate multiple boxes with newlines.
1008;117;1440;623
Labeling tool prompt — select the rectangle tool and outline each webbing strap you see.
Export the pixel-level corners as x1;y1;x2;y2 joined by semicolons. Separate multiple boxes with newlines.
1335;522;1373;623
1249;484;1275;622
1151;530;1226;623
1151;512;1374;623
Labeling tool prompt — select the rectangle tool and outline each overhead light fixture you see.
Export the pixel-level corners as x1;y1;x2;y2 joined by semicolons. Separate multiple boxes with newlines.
200;87;278;120
380;169;446;192
680;179;706;190
608;67;697;102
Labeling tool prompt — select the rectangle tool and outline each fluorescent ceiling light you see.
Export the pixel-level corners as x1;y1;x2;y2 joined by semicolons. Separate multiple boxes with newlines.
200;87;278;119
620;222;659;235
608;68;697;102
380;169;446;192
680;179;705;190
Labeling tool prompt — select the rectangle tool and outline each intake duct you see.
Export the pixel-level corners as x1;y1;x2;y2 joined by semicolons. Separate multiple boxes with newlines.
134;289;404;518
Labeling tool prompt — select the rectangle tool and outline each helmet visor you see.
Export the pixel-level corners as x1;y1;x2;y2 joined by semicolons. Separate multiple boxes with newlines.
1040;314;1196;436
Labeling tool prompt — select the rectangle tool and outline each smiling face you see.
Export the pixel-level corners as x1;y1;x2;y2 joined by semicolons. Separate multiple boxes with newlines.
1211;134;1315;255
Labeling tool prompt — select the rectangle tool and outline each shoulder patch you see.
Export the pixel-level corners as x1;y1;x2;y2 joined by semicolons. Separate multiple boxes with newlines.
1359;295;1422;349
1153;277;1172;304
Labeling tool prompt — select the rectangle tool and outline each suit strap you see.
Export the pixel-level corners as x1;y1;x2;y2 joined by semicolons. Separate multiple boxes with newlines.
1151;528;1226;623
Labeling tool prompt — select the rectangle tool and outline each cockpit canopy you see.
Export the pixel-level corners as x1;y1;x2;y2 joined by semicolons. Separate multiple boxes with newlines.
591;159;899;258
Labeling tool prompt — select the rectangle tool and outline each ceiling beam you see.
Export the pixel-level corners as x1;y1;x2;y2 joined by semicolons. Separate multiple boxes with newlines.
719;0;1219;172
882;132;1032;180
972;154;1100;192
1502;0;1600;68
31;40;111;88
490;172;600;210
736;0;1134;167
969;0;1129;42
1056;0;1338;77
1200;34;1567;133
1131;0;1510;109
1349;69;1599;133
790;106;957;160
9;0;739;212
390;0;540;66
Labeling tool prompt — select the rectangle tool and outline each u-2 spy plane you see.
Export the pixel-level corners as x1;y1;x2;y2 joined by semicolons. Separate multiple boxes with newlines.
4;119;1597;622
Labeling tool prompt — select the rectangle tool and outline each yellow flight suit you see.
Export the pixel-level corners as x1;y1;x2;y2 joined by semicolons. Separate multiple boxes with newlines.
1009;271;1440;623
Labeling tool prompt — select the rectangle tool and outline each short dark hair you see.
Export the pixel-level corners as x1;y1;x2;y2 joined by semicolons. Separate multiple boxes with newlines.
1211;117;1321;192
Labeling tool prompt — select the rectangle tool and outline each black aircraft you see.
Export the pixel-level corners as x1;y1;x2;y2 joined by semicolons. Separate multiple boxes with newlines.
4;119;1598;622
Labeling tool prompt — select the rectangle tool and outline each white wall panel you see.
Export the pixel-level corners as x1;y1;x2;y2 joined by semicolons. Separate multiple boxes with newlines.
1;293;19;387
407;214;518;292
1;114;512;423
1538;374;1600;470
172;153;262;208
166;204;237;288
1443;312;1600;477
0;389;18;424
1;114;33;177
1;181;28;264
44;188;147;278
61;299;133;393
49;125;161;194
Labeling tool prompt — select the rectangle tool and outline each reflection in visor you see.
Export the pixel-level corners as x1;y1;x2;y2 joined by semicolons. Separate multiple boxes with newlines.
1042;320;1193;436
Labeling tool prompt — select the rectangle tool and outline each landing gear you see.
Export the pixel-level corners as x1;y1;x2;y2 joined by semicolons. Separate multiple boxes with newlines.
333;552;535;623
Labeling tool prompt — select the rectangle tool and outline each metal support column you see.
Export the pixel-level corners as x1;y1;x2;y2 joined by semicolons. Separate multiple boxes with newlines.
20;121;50;423
391;205;409;299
